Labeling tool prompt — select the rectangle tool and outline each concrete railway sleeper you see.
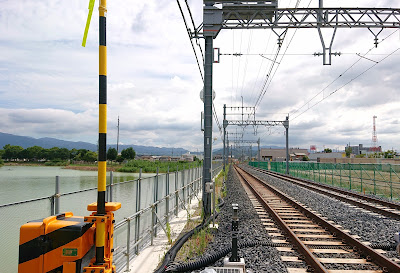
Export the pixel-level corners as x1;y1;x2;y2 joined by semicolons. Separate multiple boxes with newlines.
234;165;400;273
250;166;400;221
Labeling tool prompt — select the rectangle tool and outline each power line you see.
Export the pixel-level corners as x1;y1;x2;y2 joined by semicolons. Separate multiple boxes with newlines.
292;47;400;121
291;29;400;120
176;0;204;81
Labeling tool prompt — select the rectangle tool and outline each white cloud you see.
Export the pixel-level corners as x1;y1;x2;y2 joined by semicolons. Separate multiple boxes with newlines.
0;0;400;152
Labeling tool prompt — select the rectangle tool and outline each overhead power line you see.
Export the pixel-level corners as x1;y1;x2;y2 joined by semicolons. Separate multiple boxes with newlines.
176;0;204;81
291;29;400;121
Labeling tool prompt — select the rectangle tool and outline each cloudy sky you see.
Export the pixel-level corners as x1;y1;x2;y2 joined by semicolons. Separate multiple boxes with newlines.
1;0;399;152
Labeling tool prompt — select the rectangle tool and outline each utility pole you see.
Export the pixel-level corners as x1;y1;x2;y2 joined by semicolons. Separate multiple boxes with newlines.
116;116;120;155
257;137;260;162
284;116;289;175
223;104;227;172
202;0;220;218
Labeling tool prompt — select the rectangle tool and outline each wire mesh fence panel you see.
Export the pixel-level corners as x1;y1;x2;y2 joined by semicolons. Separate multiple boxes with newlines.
267;162;400;201
113;221;134;272
140;176;155;209
0;199;52;273
59;188;97;216
112;180;137;224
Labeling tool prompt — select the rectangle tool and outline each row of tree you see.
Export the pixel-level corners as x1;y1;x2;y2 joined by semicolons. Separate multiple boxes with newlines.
1;144;136;162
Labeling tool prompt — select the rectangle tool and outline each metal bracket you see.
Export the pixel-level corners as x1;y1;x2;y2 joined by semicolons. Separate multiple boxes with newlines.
368;27;384;48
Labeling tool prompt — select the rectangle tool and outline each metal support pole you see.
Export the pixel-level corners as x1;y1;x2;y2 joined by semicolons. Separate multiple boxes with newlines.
175;166;179;216
257;138;260;165
166;166;170;223
135;168;142;254
284;116;289;175
55;176;60;215
151;206;155;246
223;104;227;172
154;167;159;237
109;171;113;202
125;218;131;272
203;30;214;218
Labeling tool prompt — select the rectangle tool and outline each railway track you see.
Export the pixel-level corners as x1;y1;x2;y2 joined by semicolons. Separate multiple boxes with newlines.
234;165;400;273
248;166;400;221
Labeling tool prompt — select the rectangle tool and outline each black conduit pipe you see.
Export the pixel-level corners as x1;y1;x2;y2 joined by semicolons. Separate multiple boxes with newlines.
154;212;220;273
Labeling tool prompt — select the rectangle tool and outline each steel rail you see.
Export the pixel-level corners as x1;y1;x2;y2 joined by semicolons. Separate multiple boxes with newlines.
236;165;400;273
253;167;400;220
234;166;328;273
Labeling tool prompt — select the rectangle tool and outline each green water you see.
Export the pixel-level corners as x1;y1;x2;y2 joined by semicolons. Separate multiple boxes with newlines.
0;165;153;273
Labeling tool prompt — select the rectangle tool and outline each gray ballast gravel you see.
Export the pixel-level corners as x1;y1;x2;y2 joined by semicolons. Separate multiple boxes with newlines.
190;166;291;273
243;165;400;260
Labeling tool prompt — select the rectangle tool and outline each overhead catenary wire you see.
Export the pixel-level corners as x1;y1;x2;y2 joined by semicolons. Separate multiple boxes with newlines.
176;0;204;81
291;28;400;121
292;47;400;121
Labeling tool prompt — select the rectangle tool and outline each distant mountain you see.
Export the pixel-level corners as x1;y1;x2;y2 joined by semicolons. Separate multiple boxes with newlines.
0;132;189;156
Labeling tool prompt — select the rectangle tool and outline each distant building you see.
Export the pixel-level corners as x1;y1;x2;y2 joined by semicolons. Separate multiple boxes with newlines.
139;155;156;162
260;148;308;162
181;153;194;162
159;156;171;162
309;152;346;162
347;144;382;155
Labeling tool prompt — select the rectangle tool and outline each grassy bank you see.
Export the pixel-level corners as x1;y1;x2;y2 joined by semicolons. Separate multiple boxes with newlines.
118;160;201;173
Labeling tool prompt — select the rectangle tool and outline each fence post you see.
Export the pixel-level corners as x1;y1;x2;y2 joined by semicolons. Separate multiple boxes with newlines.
151;205;155;246
390;164;393;200
373;165;376;195
166;166;170;224
154;167;159;237
360;164;363;193
324;164;327;184
349;163;352;190
331;164;334;186
110;171;113;202
125;218;131;272
182;165;185;208
135;168;142;254
55;176;60;215
175;166;179;216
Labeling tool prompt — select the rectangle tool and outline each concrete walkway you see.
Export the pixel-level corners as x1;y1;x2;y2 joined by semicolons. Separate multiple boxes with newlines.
128;193;202;273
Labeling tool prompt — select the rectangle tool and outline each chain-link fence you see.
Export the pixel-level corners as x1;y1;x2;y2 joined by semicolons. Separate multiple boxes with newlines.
250;161;400;201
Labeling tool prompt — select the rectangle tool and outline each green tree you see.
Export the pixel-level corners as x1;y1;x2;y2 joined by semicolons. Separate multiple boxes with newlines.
384;150;395;159
107;148;118;161
58;148;70;160
83;151;97;162
121;147;136;160
3;144;24;160
25;146;44;161
345;147;352;158
116;155;124;163
324;148;332;153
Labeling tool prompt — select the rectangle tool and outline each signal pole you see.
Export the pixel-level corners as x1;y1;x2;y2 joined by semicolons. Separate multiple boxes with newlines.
116;116;120;155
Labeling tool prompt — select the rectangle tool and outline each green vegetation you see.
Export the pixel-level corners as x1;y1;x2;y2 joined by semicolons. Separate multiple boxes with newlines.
0;144;139;165
118;160;200;173
107;148;118;161
173;204;214;262
345;146;352;158
121;147;136;160
0;158;3;166
323;148;332;153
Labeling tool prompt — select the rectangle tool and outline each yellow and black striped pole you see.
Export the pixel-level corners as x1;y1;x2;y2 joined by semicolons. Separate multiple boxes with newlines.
96;0;107;264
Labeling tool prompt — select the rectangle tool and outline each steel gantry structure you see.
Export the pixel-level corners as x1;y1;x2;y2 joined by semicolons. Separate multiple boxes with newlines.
200;0;400;217
222;104;289;175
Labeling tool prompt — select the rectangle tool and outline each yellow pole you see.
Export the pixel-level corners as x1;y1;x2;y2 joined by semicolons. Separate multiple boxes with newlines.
96;0;107;264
